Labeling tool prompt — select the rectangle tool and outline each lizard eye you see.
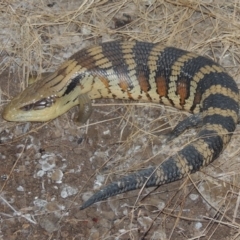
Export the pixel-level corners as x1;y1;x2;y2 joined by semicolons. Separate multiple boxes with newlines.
20;95;56;111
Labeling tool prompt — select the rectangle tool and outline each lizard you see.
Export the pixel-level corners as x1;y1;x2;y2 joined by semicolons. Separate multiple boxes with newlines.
2;41;239;210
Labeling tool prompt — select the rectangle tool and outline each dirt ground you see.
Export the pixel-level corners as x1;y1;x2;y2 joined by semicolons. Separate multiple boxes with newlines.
1;0;240;239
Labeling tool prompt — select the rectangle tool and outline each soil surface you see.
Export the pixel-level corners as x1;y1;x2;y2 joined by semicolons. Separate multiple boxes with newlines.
1;1;240;239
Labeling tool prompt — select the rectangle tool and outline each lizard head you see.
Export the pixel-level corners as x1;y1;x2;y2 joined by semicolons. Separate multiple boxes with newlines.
2;60;86;122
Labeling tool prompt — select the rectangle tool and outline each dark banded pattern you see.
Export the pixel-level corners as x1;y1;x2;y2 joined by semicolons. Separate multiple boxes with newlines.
2;41;239;210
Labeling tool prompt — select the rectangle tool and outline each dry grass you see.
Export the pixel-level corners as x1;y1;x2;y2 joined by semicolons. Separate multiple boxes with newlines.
1;0;240;239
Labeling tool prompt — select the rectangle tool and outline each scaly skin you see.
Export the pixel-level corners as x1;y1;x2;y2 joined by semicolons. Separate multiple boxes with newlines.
2;41;239;209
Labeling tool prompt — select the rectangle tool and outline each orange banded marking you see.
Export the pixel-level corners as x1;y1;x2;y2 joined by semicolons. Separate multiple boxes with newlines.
118;79;130;91
138;71;150;92
155;76;168;97
177;78;188;106
98;76;110;88
192;90;202;108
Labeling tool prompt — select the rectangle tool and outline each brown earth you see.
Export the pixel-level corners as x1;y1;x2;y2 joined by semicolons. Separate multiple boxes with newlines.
1;1;240;239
